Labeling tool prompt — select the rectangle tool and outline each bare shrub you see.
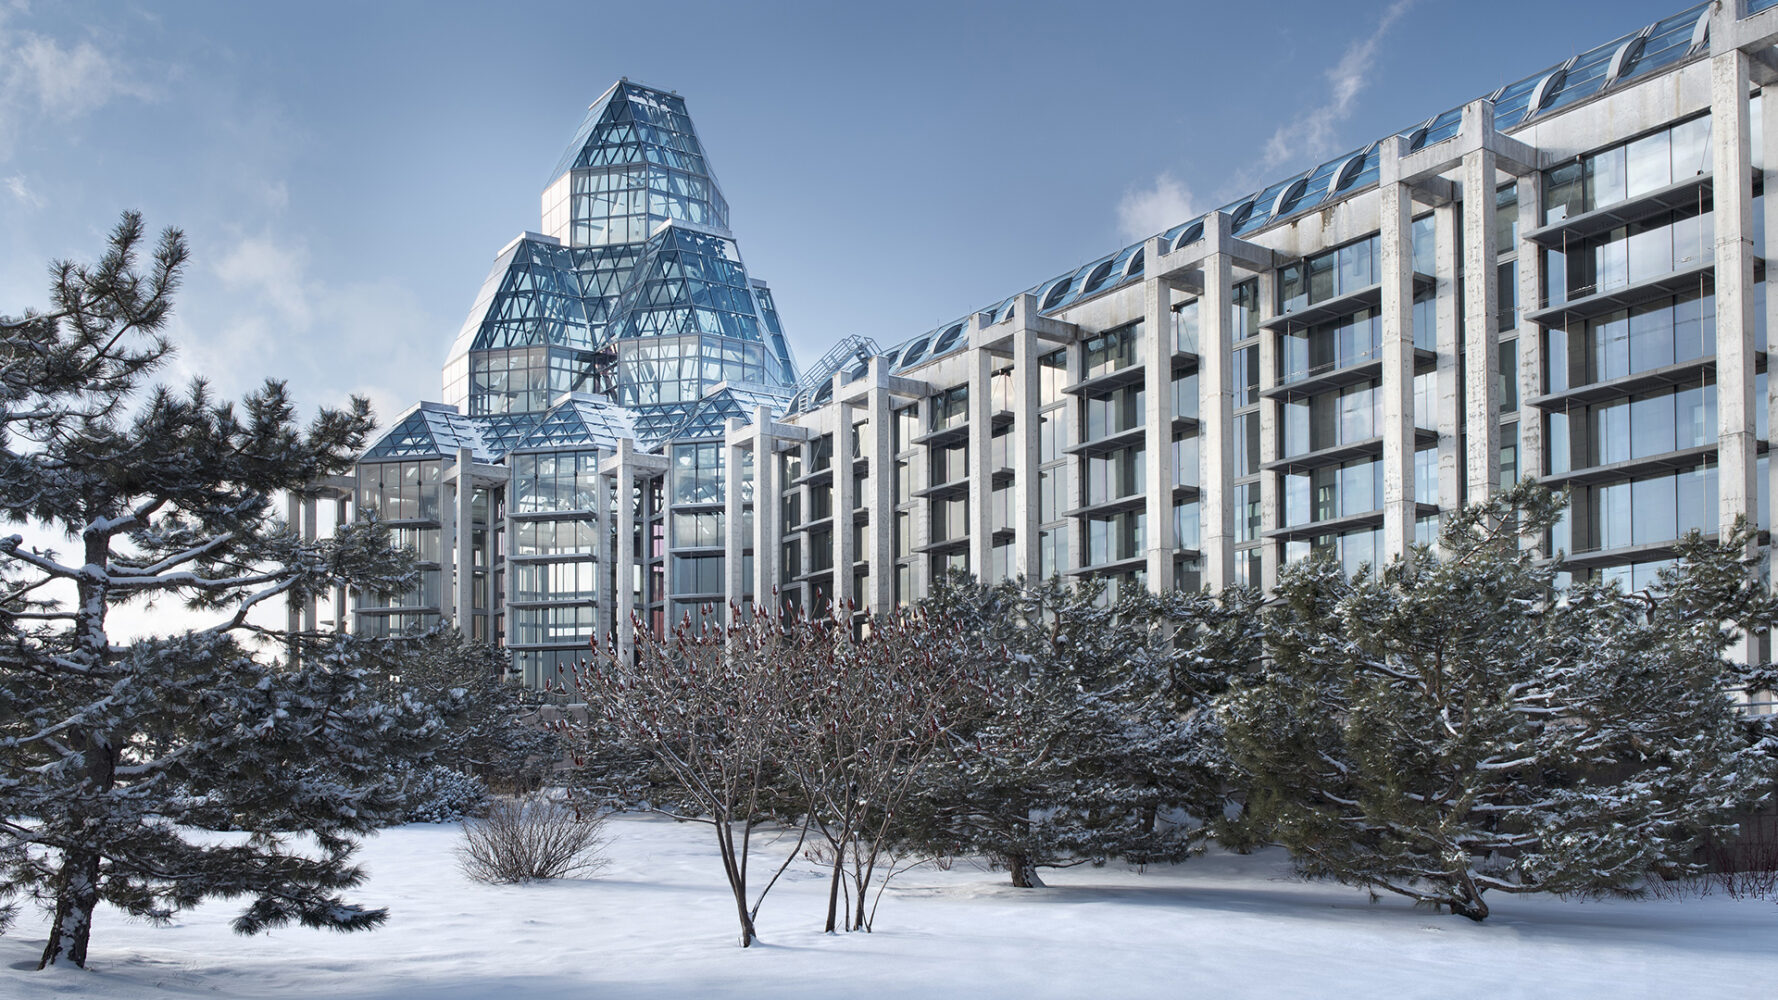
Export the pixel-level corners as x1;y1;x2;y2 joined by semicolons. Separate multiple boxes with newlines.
456;794;609;884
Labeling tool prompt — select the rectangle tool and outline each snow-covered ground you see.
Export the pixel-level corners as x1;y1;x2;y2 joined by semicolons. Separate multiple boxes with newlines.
6;814;1776;999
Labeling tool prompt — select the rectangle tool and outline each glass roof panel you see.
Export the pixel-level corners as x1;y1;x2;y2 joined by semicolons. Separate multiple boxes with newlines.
1490;71;1554;131
1540;35;1631;115
931;321;968;355
1236;176;1302;236
1623;5;1712;82
1413;107;1465;151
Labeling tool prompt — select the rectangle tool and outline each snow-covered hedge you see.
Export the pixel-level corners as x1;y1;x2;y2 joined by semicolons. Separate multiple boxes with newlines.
394;764;488;824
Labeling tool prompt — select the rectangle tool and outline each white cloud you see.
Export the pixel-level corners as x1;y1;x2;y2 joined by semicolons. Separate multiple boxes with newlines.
1116;172;1197;243
212;232;313;329
4;172;41;207
12;33;144;116
0;16;151;159
1260;0;1415;172
178;229;442;433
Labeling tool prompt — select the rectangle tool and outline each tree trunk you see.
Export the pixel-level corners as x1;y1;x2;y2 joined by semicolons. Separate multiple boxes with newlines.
824;838;845;933
1007;852;1044;888
39;847;101;968
852;868;867;932
1449;870;1490;922
42;537;117;968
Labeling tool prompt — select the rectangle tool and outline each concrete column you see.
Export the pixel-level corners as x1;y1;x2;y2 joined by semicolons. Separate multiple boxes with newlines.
285;490;302;663
504;484;518;657
1516;177;1545;498
909;395;932;601
301;496;319;633
1434;202;1464;524
438;466;455;627
614;438;637;660
1010;302;1043;580
750;407;781;613
1714;49;1759;542
1461;106;1501;502
333;493;349;633
1379;141;1417;560
724;418;746;623
1253;268;1280;590
454;446;474;633
1062;331;1084;583
967;340;995;581
1766;84;1778;548
834;388;858;613
1200;250;1236;590
1141;266;1176;591
867;376;896;613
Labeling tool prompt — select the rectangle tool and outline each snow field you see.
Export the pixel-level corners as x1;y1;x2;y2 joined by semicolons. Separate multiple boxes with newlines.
5;814;1776;999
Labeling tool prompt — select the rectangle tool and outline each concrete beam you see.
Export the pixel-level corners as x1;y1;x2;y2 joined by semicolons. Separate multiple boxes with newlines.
1151;212;1277;287
1397;99;1543;180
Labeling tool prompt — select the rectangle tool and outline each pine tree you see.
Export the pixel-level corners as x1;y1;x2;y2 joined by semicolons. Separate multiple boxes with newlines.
904;575;1250;886
1218;481;1775;920
0;214;425;968
369;628;562;794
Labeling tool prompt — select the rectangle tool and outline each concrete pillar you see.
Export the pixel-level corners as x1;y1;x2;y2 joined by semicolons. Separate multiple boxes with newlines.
615;438;637;660
1379;139;1417;560
1434;202;1464;525
724;417;746;622
1010;300;1043;580
867;374;896;613
1141;264;1176;591
301;495;319;633
834;387;858;613
909;394;933;601
1253;268;1280;590
1516;177;1545;501
1713;49;1759;542
285;490;302;663
750;406;782;613
1461;102;1501;503
333;493;349;633
967;338;995;581
1200;249;1236;590
454;446;474;633
1766;82;1778;549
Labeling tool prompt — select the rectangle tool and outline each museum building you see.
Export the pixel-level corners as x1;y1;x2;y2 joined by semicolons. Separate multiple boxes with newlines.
332;2;1778;690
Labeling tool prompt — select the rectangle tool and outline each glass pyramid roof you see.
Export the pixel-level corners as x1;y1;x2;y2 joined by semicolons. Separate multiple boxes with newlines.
510;393;638;452
609;223;769;343
548;80;730;244
361;403;497;462
663;383;792;441
442;81;796;432
446;237;642;361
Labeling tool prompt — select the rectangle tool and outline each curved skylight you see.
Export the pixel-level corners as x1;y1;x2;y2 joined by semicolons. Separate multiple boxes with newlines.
1039;274;1075;311
1080;259;1117;296
899;337;931;368
1172;219;1205;253
931;322;967;355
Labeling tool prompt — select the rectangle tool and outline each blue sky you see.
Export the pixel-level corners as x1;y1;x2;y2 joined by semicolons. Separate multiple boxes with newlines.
0;0;1692;430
